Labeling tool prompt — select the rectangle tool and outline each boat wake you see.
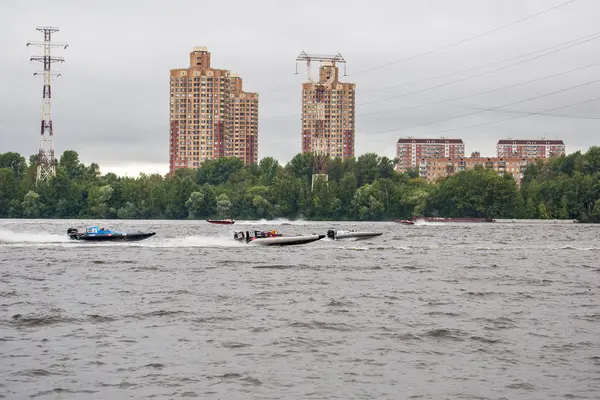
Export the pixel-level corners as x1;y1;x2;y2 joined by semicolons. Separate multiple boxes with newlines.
233;218;310;226
414;220;446;226
0;229;70;245
147;235;244;248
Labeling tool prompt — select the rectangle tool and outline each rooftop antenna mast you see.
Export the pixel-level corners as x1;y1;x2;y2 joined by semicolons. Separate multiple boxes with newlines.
296;52;346;188
27;26;68;184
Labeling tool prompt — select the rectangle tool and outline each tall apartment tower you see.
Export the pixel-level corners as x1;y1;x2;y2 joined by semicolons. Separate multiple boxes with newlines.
497;139;565;158
395;138;465;172
301;63;355;160
230;74;259;165
169;47;258;174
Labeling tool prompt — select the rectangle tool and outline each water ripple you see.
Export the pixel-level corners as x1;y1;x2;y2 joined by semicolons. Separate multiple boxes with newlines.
1;220;599;399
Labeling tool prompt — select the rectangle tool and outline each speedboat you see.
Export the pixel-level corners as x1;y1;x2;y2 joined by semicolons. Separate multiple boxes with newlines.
326;230;383;241
233;230;324;246
393;219;415;225
67;226;156;242
207;219;235;225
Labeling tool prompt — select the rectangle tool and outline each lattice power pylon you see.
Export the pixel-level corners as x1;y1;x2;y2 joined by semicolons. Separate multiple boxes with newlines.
296;52;346;188
27;26;68;184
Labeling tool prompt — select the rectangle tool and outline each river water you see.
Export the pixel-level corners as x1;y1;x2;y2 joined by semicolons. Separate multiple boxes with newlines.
1;219;599;399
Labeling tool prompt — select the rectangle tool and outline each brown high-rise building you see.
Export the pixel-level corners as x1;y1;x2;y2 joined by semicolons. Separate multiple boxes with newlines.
229;74;258;165
169;47;258;174
301;62;355;160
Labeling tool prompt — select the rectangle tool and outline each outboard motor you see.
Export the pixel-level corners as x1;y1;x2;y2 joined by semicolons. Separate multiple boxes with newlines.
67;228;79;240
326;230;336;239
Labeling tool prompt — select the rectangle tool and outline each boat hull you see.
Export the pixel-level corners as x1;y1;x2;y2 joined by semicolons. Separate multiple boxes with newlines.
393;219;414;225
247;234;325;246
207;219;235;225
327;230;383;240
69;232;156;242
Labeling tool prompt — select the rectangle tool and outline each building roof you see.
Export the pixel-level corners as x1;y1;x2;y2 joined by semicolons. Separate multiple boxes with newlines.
419;156;536;162
497;139;564;145
397;138;463;144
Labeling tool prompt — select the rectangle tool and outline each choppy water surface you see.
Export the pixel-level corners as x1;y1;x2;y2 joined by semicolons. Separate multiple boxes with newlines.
1;219;599;399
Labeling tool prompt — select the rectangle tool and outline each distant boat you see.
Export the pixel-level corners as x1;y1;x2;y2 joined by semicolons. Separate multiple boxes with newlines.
326;230;383;240
207;219;235;225
67;226;156;242
413;217;494;223
393;219;415;225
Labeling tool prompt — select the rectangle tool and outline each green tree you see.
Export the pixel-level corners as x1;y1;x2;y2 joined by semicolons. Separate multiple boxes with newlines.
0;152;27;181
0;168;18;216
352;184;384;220
165;176;198;219
258;157;281;186
22;190;43;218
285;153;313;183
59;150;85;180
591;199;600;223
196;157;244;186
185;191;206;219
216;193;232;218
90;184;115;218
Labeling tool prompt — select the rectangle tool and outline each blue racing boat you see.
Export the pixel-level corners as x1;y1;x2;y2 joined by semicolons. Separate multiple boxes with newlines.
67;226;156;242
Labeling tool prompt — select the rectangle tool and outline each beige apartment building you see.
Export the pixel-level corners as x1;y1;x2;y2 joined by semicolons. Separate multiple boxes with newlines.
169;47;258;174
395;138;465;172
301;63;355;159
418;154;535;184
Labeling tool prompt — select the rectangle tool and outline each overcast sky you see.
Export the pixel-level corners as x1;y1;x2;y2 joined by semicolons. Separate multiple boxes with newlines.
1;0;599;176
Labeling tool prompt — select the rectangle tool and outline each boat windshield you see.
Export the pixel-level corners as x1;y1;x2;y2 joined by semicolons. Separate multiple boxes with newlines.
86;226;115;234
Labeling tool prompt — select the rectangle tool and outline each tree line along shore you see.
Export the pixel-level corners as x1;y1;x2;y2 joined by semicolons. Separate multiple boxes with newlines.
0;148;599;222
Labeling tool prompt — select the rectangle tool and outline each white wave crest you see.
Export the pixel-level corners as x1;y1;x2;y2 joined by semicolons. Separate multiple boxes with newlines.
0;228;70;244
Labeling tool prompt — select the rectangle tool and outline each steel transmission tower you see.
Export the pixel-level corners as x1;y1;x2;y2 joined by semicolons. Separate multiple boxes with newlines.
27;26;68;184
296;52;346;188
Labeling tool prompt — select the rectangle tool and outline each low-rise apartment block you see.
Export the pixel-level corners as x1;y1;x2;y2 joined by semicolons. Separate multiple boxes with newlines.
418;155;536;184
396;138;464;172
497;139;565;158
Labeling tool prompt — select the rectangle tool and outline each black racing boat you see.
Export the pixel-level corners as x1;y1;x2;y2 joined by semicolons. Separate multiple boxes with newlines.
67;226;156;242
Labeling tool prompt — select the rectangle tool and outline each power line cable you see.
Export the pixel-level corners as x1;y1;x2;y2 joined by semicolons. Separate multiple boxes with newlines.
423;98;600;120
357;32;600;107
365;77;600;135
349;0;580;76
261;30;600;123
411;94;600;137
363;31;600;94
365;94;600;139
358;58;600;117
262;0;579;93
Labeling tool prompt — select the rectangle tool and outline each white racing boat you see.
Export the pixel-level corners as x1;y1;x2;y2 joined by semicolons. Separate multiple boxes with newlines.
249;234;325;246
234;230;325;246
326;229;383;241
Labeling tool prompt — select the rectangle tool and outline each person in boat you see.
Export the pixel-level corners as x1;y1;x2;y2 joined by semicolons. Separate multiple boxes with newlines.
234;231;245;240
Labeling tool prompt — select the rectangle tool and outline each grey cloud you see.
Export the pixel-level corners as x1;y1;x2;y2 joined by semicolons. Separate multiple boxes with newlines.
1;0;599;175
